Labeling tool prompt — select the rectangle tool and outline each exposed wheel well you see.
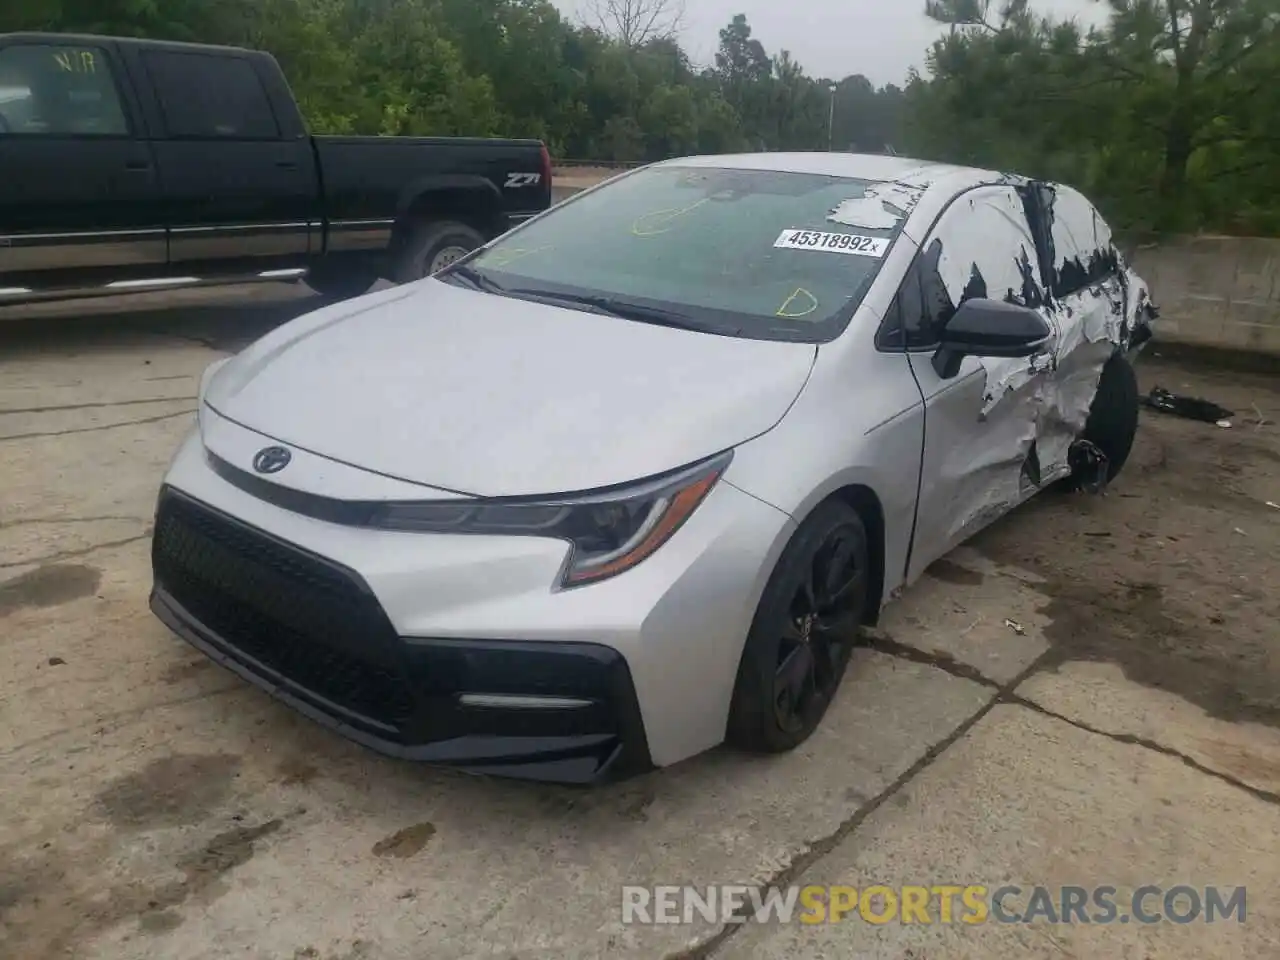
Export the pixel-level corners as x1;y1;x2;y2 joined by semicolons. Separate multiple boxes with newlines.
827;485;886;625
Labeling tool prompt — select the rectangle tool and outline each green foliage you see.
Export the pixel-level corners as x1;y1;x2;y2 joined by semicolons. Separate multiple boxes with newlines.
5;0;1274;233
907;0;1280;235
1;0;902;163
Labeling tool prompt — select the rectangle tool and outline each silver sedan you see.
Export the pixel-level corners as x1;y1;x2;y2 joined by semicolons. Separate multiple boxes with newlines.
150;153;1157;783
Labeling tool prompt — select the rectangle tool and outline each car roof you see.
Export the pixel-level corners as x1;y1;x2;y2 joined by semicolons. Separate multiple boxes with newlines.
651;152;1029;234
658;150;1019;192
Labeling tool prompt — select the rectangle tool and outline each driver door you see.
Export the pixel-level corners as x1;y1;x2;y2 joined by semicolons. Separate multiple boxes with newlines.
898;184;1056;582
0;39;166;279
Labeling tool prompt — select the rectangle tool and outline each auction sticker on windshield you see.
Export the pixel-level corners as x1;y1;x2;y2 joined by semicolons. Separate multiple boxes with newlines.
773;229;889;258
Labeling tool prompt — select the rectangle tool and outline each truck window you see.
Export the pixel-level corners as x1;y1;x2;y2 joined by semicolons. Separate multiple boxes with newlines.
142;51;281;139
0;44;129;136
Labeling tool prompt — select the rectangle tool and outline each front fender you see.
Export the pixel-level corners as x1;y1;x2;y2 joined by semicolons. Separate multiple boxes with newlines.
723;344;926;608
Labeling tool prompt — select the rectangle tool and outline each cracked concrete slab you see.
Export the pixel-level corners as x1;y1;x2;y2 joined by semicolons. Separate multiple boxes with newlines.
0;345;211;412
0;263;996;960
876;546;1050;685
3;290;1279;960
0;400;195;442
0;414;195;533
717;704;1280;960
5;546;992;960
0;516;150;573
1019;660;1280;800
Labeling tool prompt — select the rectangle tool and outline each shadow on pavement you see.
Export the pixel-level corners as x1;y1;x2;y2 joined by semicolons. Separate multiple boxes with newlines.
0;283;328;356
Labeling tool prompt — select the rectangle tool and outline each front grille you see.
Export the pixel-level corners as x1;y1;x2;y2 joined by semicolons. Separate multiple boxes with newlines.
152;490;415;731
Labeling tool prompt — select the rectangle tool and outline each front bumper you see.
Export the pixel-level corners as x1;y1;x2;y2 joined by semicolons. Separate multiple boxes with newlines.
151;487;652;783
153;420;796;776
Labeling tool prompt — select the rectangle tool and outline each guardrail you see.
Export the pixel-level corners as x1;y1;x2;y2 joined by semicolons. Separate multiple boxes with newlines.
553;158;648;169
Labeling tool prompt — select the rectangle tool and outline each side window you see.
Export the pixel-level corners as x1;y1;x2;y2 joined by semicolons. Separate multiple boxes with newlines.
143;52;280;139
1045;184;1118;298
906;185;1044;349
876;257;930;351
0;44;129;136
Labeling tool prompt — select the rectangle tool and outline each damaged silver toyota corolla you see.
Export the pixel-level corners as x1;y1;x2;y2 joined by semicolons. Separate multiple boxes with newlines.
150;153;1157;784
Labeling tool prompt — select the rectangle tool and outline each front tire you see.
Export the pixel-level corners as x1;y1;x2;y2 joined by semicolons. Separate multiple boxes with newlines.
391;220;486;283
727;500;870;754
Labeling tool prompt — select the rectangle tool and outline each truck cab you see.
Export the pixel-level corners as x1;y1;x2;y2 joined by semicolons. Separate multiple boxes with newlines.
0;33;552;303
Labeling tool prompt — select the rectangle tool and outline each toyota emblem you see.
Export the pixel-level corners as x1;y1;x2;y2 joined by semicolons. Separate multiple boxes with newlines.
252;445;292;474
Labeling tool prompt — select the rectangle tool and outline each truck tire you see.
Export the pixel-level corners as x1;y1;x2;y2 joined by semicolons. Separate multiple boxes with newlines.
305;265;378;301
392;220;486;283
1070;352;1140;488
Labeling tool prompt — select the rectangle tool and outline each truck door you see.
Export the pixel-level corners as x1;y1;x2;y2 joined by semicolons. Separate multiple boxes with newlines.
135;49;319;267
0;39;165;284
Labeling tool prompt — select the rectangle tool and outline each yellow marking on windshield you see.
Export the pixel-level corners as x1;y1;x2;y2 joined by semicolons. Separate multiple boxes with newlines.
776;287;819;319
630;198;709;237
483;246;550;268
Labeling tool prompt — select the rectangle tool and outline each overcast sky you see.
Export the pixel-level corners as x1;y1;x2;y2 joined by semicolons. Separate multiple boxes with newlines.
555;0;1108;86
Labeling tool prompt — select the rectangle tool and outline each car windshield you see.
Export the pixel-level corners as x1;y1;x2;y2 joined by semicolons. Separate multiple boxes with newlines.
446;165;909;343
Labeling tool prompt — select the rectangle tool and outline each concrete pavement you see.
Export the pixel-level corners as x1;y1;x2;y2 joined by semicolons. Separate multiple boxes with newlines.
2;288;1278;959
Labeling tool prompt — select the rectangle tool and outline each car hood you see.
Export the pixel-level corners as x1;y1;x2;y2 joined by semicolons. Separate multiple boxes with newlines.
205;280;817;497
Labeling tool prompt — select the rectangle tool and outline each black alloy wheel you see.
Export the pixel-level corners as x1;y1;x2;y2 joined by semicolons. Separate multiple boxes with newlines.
729;499;870;753
773;524;866;734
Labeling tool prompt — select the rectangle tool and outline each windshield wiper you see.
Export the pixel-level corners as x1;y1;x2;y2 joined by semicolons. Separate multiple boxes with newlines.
504;288;706;331
439;264;506;293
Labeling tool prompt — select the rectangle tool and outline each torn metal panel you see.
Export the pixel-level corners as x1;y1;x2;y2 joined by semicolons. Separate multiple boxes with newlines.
941;367;1042;544
1123;265;1157;348
1037;334;1115;471
904;348;1042;575
904;173;1157;580
915;178;1159;514
827;182;926;230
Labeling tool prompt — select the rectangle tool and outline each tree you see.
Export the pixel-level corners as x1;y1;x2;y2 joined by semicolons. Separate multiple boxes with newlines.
9;0;1275;235
714;14;774;146
1098;0;1280;225
911;0;1280;233
584;0;685;48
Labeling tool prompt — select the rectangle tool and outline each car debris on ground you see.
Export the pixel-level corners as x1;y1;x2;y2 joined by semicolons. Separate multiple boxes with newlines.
1140;385;1234;424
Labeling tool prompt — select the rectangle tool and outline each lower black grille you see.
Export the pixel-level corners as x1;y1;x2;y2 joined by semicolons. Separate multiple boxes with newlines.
152;490;415;731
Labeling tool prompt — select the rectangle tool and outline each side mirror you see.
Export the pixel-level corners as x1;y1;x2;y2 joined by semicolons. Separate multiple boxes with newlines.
932;298;1052;378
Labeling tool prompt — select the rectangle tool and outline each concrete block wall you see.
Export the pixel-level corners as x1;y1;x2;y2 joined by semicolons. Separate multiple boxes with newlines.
1129;236;1280;357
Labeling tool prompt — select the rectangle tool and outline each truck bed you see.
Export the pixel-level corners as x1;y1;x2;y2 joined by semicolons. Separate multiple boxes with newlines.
313;135;552;227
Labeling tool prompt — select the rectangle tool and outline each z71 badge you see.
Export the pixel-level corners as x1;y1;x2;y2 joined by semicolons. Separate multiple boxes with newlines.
504;172;542;188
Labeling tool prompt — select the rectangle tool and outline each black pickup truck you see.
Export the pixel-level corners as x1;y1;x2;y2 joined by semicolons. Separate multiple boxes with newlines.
0;33;553;303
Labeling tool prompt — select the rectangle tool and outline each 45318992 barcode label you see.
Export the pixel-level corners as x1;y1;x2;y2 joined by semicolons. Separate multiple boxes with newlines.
773;229;889;258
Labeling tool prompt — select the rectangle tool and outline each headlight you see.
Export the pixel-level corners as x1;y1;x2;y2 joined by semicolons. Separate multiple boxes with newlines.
368;451;732;587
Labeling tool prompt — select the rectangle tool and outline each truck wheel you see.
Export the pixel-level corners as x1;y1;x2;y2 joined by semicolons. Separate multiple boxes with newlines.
1070;353;1140;488
727;500;868;754
392;221;486;283
305;265;378;301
